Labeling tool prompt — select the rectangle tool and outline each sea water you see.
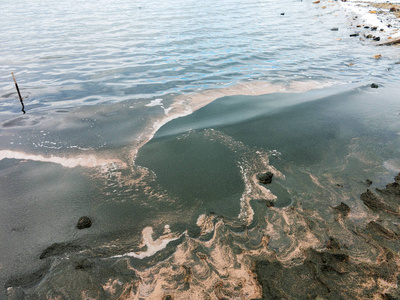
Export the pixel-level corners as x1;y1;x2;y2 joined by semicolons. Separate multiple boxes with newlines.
1;0;400;298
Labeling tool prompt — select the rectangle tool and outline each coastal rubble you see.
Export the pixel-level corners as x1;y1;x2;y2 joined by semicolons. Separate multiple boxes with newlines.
338;0;400;45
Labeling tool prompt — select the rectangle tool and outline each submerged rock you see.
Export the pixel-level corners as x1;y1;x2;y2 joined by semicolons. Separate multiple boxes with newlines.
257;172;274;184
333;202;350;217
371;83;379;88
74;259;94;270
366;221;397;240
76;216;92;229
377;173;400;196
360;189;386;211
40;242;84;259
331;27;339;31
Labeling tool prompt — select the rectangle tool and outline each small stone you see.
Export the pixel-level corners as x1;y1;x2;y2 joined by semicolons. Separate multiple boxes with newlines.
76;216;92;229
163;295;173;300
365;179;373;186
390;7;397;12
364;26;370;29
373;54;382;59
313;0;320;3
280;13;285;15
350;33;359;37
331;27;339;31
257;172;274;184
371;83;379;88
371;26;378;31
366;34;373;39
373;36;380;41
265;200;275;207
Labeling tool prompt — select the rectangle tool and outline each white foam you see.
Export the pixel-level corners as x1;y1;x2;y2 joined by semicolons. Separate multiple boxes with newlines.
0;150;125;169
112;226;183;259
145;98;163;107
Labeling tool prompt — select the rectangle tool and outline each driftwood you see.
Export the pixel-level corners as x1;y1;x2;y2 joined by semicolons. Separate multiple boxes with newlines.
377;36;400;46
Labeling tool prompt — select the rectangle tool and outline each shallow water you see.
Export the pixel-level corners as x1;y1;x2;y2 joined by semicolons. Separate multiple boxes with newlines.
1;0;400;299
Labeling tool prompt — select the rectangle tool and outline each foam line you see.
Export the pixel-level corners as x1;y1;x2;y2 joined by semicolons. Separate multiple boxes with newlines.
0;150;125;168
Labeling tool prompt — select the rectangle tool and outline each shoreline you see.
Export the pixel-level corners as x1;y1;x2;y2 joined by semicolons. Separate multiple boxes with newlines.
340;0;400;44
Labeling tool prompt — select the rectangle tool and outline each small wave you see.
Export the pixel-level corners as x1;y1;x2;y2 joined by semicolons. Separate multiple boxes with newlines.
0;150;126;169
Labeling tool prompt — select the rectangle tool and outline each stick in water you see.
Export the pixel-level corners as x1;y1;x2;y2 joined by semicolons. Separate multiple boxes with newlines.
11;72;26;114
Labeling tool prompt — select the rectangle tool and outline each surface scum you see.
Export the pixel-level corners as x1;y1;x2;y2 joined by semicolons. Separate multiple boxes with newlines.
2;0;400;299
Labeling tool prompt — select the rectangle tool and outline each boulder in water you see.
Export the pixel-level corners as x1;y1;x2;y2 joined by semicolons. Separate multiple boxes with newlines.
76;216;92;229
257;172;274;184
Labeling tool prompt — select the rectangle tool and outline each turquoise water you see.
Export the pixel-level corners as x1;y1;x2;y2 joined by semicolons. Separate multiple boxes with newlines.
1;0;400;298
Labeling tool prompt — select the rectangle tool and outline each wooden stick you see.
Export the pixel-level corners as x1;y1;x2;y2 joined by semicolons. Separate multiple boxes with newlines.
11;72;26;114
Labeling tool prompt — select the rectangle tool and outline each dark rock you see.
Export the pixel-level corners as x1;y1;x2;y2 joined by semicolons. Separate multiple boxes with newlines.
366;34;373;39
360;189;386;211
163;296;173;300
380;29;384;32
390;7;397;12
257;172;274;184
371;83;379;88
350;33;359;37
365;179;373;186
371;26;378;31
255;246;397;299
367;221;397;239
395;173;400;182
373;36;381;41
76;216;92;229
280;13;285;15
331;27;339;31
333;202;351;217
40;242;84;259
364;26;370;29
265;199;275;207
382;181;400;196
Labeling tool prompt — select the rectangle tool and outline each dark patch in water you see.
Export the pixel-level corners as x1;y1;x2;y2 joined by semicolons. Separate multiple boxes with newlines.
5;262;50;289
39;242;85;259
